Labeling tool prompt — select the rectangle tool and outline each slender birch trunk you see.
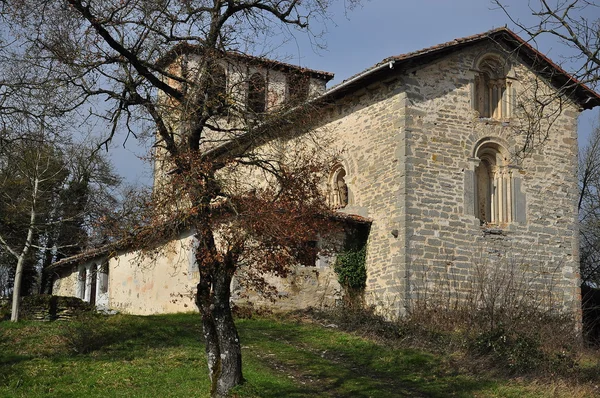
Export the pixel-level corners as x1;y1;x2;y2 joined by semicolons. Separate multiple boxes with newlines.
10;175;39;322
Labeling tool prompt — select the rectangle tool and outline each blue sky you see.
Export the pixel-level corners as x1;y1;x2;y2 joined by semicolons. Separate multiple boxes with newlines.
109;0;600;186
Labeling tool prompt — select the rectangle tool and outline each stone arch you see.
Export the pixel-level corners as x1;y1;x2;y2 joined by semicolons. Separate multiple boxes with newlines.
473;53;513;119
98;261;109;295
77;266;87;300
470;138;525;225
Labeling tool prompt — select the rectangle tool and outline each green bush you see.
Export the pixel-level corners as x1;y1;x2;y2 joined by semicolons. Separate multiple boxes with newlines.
334;245;367;290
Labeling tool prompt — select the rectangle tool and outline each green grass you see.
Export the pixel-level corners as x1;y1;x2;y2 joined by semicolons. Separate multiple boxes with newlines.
0;313;595;397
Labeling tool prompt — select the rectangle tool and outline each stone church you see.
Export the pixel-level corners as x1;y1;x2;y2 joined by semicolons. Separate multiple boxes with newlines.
49;28;600;318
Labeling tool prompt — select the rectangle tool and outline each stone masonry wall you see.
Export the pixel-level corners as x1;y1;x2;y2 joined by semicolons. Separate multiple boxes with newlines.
53;268;78;297
401;42;580;315
312;80;409;317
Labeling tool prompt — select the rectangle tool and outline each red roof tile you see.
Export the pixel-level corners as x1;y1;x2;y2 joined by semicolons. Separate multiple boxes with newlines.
327;27;600;109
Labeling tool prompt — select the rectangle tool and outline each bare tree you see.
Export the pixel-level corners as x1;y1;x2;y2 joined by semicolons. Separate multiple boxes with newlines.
490;1;600;157
493;0;600;89
0;1;359;395
579;119;600;285
0;133;68;321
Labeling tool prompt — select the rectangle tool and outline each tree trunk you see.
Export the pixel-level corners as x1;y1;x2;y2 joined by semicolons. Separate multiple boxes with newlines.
10;256;25;322
10;176;39;322
195;236;243;397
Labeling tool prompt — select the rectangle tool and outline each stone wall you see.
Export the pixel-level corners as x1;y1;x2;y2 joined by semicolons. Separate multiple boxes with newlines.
311;79;409;317
400;42;579;315
53;268;78;297
305;41;581;318
53;229;343;316
233;261;343;312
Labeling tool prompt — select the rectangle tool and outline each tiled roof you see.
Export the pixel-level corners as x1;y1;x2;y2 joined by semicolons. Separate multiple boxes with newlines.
47;240;128;271
157;42;334;81
326;27;600;109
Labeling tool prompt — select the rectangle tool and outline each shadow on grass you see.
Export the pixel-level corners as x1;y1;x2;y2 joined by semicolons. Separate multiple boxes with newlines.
58;313;204;358
237;318;497;397
0;353;33;390
2;313;501;397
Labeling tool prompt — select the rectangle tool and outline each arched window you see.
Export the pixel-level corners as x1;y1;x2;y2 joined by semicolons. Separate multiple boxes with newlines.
329;165;349;209
474;56;512;119
247;73;266;114
472;140;525;225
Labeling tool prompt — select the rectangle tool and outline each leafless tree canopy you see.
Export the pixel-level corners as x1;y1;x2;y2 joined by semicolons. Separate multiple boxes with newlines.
579;121;600;285
0;1;358;155
494;0;600;89
0;1;361;396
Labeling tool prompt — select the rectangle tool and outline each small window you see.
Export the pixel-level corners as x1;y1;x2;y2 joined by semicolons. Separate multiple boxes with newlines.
77;266;87;300
297;240;318;267
287;73;309;105
247;73;266;114
329;165;349;209
472;141;525;225
474;56;512;119
98;262;109;294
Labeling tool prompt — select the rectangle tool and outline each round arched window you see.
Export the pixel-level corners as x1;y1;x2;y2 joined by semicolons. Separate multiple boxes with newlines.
474;141;512;224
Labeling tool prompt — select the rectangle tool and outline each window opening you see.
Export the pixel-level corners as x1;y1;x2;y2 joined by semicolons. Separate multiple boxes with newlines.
206;63;227;112
474;56;512;119
297;240;318;267
247;73;266;114
474;142;513;225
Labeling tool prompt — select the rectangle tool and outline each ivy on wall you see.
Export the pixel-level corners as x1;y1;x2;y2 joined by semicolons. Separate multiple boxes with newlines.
334;224;369;292
334;245;367;290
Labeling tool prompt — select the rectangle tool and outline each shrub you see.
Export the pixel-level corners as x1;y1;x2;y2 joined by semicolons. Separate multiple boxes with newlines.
334;245;367;290
302;305;400;342
472;327;545;372
334;224;370;308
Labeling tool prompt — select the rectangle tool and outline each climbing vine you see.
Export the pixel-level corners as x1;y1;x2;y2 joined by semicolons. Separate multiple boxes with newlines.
334;245;367;290
334;225;369;293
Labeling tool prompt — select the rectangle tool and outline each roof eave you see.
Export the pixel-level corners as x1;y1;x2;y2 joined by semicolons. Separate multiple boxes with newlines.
321;27;600;110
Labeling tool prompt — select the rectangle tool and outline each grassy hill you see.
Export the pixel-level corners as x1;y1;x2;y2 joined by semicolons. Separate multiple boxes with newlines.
0;312;598;397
